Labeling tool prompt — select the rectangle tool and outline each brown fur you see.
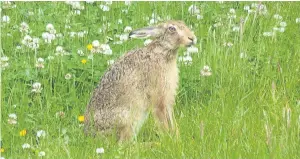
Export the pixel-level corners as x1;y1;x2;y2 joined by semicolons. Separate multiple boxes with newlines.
84;20;196;141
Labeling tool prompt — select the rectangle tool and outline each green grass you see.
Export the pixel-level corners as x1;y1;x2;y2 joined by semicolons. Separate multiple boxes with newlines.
1;1;300;158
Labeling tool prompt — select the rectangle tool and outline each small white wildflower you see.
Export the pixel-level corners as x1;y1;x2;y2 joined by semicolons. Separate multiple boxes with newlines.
124;26;132;33
74;10;81;15
56;33;63;38
22;143;31;149
77;31;85;38
56;46;64;53
232;26;240;32
240;52;247;59
280;21;287;27
20;22;29;33
96;147;104;154
99;4;110;11
117;19;123;24
120;34;129;41
37;130;46;138
263;32;273;37
8;118;17;125
187;46;199;54
38;151;46;157
69;32;77;38
9;113;17;120
200;65;212;77
86;0;95;4
122;9;128;14
47;56;54;60
273;14;282;20
65;73;72;80
244;5;250;11
279;27;285;33
2;15;10;23
32;82;42;93
196;14;203;20
77;50;84;56
88;54;94;59
1;56;9;62
46;23;55;32
188;5;200;15
107;60;114;65
229;8;235;14
37;58;44;63
124;1;131;5
144;39;152;46
92;40;100;48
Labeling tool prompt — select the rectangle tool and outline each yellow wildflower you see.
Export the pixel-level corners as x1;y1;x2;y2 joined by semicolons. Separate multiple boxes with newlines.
87;44;93;51
78;115;84;122
20;129;27;136
81;59;87;64
0;148;4;153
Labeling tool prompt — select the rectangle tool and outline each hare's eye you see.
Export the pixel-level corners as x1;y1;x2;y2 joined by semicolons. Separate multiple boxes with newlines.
168;26;176;32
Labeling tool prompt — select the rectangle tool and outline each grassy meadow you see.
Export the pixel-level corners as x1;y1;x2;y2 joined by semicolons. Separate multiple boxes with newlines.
1;1;300;158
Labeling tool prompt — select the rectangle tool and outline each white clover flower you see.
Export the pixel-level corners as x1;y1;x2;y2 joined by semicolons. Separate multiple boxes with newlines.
120;34;129;41
37;58;44;63
32;82;42;93
9;113;17;120
38;151;46;157
86;0;95;4
2;15;10;23
8;118;17;125
107;60;114;65
117;19;123;24
279;27;285;33
96;147;104;154
273;14;283;20
196;14;203;20
77;31;85;38
88;54;94;59
240;52;247;59
22;143;31;149
124;26;132;33
20;22;29;33
22;35;32;46
0;56;9;70
188;5;200;15
92;40;100;48
144;39;152;46
65;73;72;80
187;46;198;54
103;49;112;55
263;32;273;37
77;50;84;56
70;32;77;38
46;23;55;32
229;8;235;14
244;5;250;11
47;56;54;60
232;26;240;32
37;130;46;138
99;4;110;11
1;56;9;62
280;21;287;27
124;1;131;5
200;65;212;76
56;46;64;53
42;32;50;39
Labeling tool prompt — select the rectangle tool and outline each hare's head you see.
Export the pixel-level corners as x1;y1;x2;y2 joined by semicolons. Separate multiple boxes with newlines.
129;20;197;49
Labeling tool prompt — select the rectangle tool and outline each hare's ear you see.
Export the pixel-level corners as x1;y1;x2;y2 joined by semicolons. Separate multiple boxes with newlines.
129;27;162;39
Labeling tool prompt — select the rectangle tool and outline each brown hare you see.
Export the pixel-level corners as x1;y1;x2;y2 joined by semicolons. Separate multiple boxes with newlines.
84;20;197;141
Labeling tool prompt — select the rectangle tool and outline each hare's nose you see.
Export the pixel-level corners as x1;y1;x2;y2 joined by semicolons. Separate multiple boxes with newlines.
188;37;197;44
